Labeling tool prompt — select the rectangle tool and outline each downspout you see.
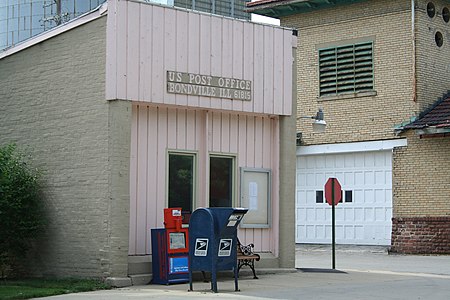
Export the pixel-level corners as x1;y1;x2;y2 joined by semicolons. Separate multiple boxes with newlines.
412;0;417;103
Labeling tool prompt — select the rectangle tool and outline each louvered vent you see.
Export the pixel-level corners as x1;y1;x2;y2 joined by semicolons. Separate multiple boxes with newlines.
319;42;374;97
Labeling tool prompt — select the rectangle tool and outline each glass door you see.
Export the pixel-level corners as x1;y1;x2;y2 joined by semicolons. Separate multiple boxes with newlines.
209;156;234;207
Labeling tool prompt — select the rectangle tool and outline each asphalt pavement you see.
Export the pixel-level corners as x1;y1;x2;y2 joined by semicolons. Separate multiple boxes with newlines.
36;244;450;300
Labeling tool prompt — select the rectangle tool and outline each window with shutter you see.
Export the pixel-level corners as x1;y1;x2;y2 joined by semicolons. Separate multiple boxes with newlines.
319;42;374;97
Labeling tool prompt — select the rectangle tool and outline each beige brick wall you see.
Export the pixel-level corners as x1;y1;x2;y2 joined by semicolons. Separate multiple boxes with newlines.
415;0;450;112
393;131;450;216
0;17;131;278
282;0;415;145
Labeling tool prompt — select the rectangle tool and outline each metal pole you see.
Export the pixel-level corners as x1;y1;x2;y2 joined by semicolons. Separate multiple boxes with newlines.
331;179;336;269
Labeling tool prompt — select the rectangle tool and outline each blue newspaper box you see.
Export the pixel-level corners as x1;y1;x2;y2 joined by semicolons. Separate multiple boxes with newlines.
188;207;248;293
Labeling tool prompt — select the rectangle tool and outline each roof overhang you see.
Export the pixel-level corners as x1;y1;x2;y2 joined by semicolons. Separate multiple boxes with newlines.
415;126;450;136
247;0;370;18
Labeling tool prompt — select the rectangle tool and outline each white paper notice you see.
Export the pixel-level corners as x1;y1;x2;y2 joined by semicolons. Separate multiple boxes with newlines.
249;196;258;210
249;182;258;211
249;182;258;197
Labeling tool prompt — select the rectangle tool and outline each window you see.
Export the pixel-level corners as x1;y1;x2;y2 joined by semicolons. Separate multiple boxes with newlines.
345;190;353;203
209;156;234;207
443;7;450;23
435;31;443;47
316;190;352;204
427;2;436;18
319;42;374;97
168;153;195;215
316;191;324;203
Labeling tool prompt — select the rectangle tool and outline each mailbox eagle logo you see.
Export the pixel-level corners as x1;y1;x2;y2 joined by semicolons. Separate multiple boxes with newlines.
218;239;232;257
194;238;209;256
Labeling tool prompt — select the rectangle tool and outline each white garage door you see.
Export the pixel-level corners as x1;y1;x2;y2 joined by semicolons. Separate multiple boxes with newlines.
295;150;393;245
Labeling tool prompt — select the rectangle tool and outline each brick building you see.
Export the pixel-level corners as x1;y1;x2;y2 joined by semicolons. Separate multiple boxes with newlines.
248;0;450;253
0;0;297;283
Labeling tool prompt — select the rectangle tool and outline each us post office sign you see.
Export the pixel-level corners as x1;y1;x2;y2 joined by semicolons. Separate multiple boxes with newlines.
167;71;252;101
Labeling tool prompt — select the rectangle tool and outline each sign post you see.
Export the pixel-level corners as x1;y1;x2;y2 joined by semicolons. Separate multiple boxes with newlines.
325;177;342;269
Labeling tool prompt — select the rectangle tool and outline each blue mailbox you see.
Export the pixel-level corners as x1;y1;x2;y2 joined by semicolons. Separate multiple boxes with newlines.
188;207;248;293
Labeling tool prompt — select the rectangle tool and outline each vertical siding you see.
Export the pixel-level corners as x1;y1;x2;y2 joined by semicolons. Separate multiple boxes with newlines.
129;104;279;255
106;1;293;116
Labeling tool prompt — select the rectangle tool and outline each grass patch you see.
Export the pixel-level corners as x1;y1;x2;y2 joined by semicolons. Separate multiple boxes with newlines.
0;278;111;300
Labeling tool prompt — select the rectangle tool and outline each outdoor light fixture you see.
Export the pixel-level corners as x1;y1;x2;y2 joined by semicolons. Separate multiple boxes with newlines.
298;108;327;133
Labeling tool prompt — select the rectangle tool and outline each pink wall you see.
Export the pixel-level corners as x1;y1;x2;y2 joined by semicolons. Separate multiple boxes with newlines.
105;0;295;258
106;0;294;116
129;104;280;255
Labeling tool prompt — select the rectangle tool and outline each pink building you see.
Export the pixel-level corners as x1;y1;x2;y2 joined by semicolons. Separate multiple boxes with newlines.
0;0;297;284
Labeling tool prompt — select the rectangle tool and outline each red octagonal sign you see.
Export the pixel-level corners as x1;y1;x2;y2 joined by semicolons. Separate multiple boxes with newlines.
325;178;342;206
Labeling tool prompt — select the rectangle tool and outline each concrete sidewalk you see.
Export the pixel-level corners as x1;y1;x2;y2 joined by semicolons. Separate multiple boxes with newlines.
36;245;450;300
296;244;450;276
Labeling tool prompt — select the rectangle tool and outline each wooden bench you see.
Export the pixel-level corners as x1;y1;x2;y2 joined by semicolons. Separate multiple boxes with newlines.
237;239;260;279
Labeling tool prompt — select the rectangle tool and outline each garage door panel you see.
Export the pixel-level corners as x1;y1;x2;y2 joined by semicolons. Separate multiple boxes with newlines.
306;174;315;186
336;208;344;221
354;190;364;204
355;155;364;167
344;208;354;221
306;225;315;238
306;208;315;221
336;226;344;240
365;171;375;185
296;150;393;245
375;171;385;185
297;191;306;205
364;208;374;221
316;173;325;186
316;208;326;221
297;157;306;168
355;171;364;185
364;153;375;167
386;207;392;219
386;189;392;202
297;207;306;220
344;154;355;167
316;226;325;239
354;207;364;221
316;158;326;169
375;189;385;203
306;190;316;204
375;207;386;221
365;190;375;203
386;171;392;185
335;156;345;168
344;172;354;185
325;155;335;168
306;157;316;169
297;173;307;186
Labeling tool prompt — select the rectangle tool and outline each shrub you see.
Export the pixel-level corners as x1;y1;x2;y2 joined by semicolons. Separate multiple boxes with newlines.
0;144;46;278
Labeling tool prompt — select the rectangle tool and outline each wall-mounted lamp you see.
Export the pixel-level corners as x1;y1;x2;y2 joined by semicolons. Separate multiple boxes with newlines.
297;108;327;133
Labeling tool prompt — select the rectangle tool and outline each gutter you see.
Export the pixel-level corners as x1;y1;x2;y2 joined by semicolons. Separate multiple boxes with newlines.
412;0;417;103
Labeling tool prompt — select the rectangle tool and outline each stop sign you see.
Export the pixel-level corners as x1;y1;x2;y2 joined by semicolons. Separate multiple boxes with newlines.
325;178;342;206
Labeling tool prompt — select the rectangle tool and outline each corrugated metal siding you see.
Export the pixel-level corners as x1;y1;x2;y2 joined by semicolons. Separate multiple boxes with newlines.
129;104;280;255
106;0;293;116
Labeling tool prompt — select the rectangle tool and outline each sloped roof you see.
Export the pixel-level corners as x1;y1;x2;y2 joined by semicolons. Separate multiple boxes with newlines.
404;97;450;130
247;0;369;18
